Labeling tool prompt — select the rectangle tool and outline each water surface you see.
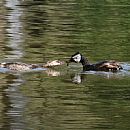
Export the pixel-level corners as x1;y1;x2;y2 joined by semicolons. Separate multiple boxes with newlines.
0;0;130;130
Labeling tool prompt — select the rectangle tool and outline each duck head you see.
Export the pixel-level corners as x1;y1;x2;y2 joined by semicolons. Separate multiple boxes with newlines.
67;52;82;66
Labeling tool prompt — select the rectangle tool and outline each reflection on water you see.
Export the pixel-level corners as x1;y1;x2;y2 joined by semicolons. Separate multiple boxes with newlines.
0;0;130;130
5;74;26;130
2;0;26;130
21;69;130;130
45;68;61;77
5;0;23;60
71;70;130;84
0;73;26;130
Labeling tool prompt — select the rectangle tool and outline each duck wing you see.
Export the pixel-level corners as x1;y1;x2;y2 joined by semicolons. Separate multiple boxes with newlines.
94;60;123;71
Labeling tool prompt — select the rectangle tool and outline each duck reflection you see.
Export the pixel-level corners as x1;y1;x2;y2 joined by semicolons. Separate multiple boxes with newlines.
45;69;61;77
69;69;130;84
71;74;85;84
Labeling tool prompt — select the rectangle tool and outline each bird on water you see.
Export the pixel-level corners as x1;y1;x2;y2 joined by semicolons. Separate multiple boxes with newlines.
67;52;123;72
0;60;64;71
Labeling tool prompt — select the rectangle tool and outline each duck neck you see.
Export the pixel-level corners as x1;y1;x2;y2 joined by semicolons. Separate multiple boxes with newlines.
80;56;90;66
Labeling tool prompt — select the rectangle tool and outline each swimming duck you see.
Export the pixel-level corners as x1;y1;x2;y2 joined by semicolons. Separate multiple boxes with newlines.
0;60;64;71
67;52;123;72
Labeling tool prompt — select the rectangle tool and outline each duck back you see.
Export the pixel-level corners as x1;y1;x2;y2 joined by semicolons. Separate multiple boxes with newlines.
94;60;123;71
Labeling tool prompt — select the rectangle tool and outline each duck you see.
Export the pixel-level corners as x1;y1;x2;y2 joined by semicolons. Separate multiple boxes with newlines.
0;60;64;71
67;52;123;72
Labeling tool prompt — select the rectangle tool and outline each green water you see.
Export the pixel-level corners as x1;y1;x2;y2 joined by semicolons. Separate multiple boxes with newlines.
0;0;130;130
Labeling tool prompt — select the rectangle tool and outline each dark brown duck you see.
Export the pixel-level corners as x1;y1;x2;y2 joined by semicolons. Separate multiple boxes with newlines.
67;52;123;72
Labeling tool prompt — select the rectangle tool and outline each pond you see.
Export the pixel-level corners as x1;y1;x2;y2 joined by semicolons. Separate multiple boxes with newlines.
0;0;130;130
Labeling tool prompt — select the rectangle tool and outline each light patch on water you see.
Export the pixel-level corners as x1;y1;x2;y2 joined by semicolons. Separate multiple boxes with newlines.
3;1;26;130
0;67;9;73
121;63;130;71
5;0;24;60
4;73;27;130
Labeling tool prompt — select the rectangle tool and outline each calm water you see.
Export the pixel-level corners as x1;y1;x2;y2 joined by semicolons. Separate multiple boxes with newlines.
0;0;130;130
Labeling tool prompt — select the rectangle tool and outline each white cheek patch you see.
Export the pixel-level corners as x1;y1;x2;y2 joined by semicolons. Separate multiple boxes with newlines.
72;54;81;63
